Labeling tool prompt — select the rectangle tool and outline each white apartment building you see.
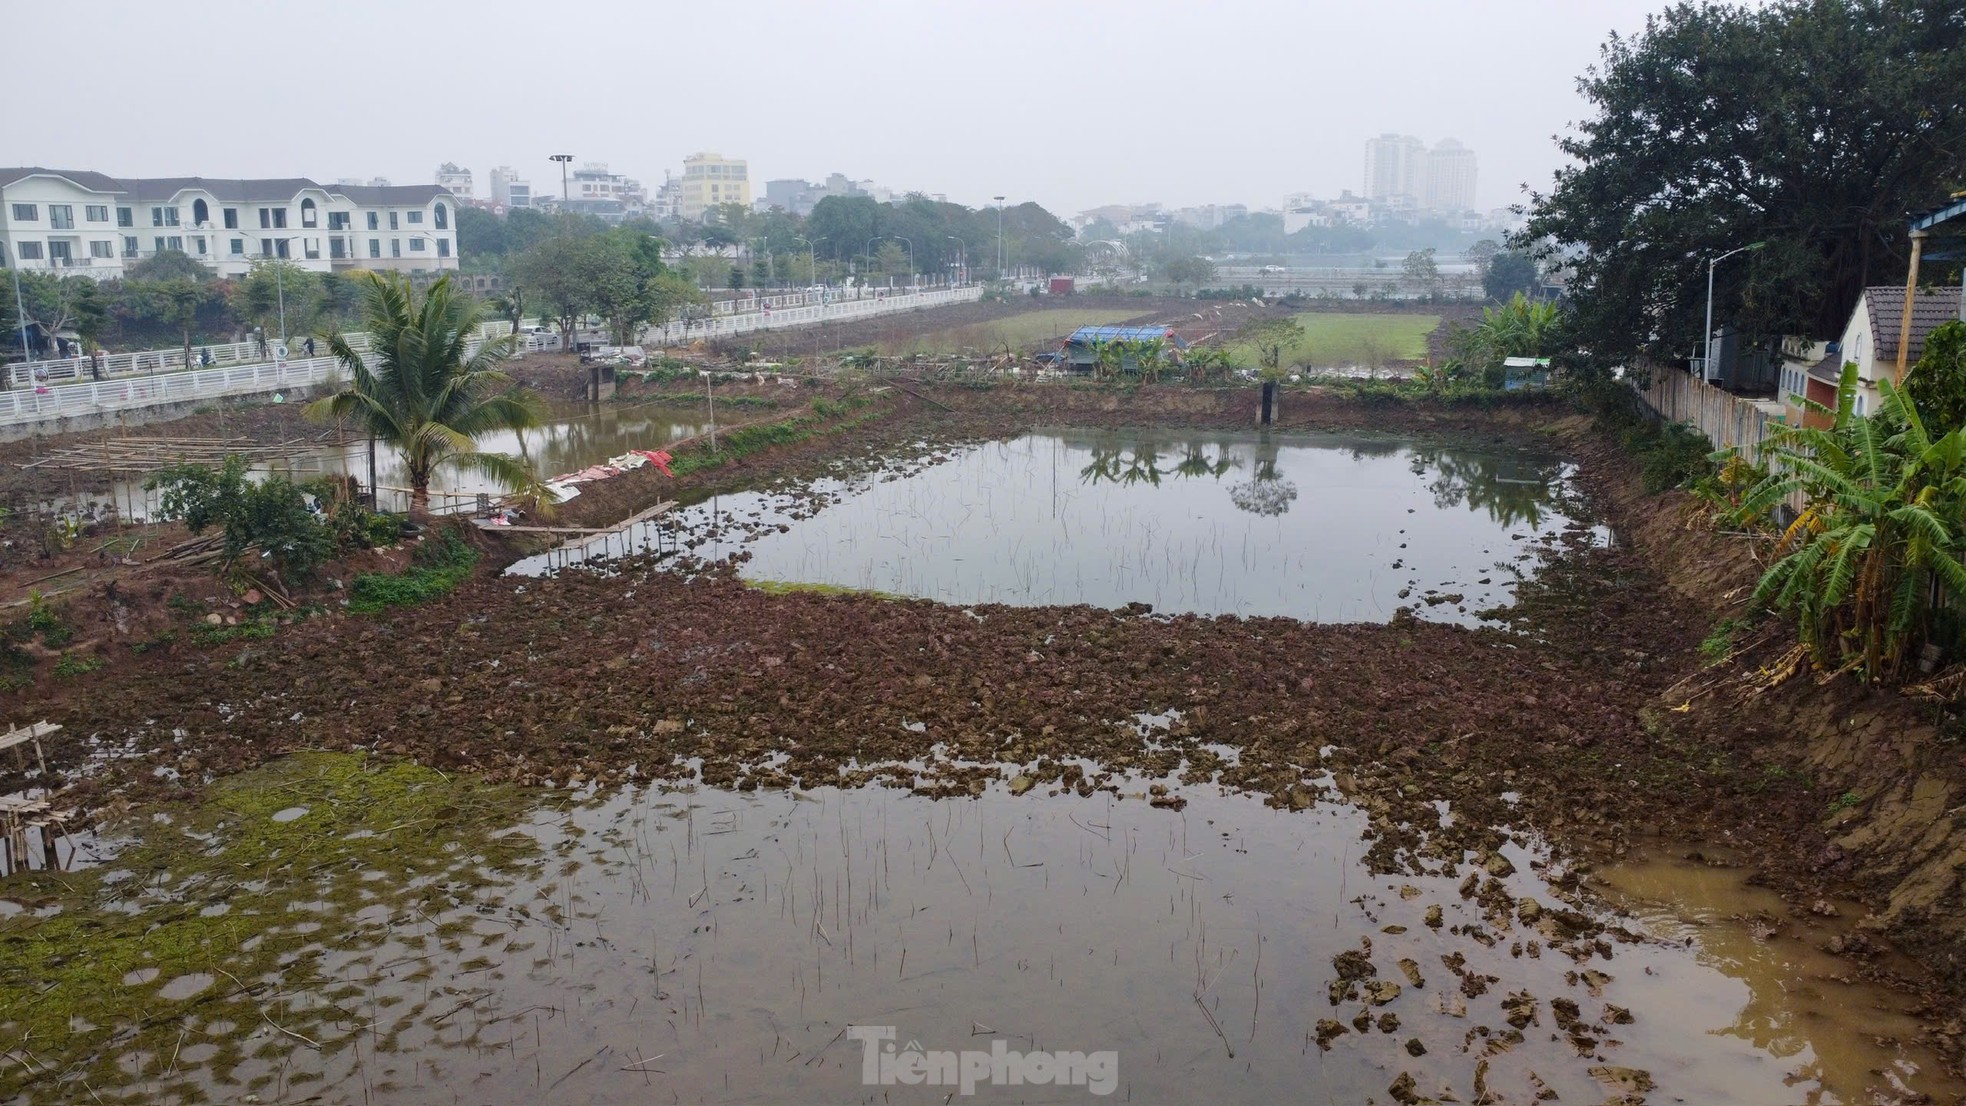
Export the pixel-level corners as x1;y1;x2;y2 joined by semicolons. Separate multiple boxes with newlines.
435;162;474;199
1423;139;1477;213
0;167;461;281
488;166;531;209
1363;134;1427;204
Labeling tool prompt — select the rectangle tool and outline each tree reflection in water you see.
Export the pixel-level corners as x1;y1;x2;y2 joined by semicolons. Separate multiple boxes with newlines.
1409;448;1562;528
1229;434;1298;516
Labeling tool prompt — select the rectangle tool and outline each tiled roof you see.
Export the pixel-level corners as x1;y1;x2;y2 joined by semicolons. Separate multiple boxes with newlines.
121;177;324;203
0;167;127;194
332;184;447;206
1864;285;1963;365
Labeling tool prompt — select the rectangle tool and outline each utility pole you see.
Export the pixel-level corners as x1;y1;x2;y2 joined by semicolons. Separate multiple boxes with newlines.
993;195;1006;277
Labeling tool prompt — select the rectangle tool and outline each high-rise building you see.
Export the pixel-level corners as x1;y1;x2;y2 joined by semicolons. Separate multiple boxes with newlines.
435;162;473;199
1363;134;1427;203
487;166;530;209
679;153;750;221
1423;139;1477;213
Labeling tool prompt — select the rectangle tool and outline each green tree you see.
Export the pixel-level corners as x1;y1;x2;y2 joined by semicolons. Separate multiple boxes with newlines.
1242;317;1304;381
125;249;209;283
1483;251;1541;302
306;273;546;516
133;278;215;369
0;272;107;371
454;205;509;266
1907;319;1966;432
1520;0;1966;373
1738;363;1966;681
508;235;601;348
234;259;323;343
1401;248;1441;300
1163;255;1218;293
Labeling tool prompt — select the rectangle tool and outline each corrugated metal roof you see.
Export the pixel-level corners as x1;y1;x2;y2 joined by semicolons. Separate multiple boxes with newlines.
1065;326;1179;345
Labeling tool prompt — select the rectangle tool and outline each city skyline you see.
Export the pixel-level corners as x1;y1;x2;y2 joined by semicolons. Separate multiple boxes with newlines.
8;0;1679;217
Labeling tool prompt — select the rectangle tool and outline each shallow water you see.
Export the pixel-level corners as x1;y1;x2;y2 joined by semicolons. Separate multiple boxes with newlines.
13;779;1954;1104
1591;845;1961;1105
62;403;707;520
521;429;1606;624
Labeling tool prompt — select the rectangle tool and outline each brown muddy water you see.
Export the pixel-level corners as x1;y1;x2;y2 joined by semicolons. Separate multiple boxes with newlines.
6;767;1956;1105
514;429;1609;627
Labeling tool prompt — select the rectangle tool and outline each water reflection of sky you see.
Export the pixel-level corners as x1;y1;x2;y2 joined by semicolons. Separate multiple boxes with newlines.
678;429;1604;624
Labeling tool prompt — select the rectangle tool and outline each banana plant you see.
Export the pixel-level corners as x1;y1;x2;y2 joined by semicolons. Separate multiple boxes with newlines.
1737;362;1966;680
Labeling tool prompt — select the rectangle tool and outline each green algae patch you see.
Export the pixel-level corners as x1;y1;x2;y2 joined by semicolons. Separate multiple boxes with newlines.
0;751;541;1103
744;578;907;601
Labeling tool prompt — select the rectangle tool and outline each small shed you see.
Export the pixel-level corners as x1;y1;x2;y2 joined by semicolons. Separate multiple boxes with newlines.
1501;356;1552;391
1059;325;1186;373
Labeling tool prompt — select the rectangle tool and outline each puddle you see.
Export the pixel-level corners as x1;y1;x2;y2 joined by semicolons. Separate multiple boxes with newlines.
1590;844;1959;1104
10;767;1953;1104
525;429;1608;624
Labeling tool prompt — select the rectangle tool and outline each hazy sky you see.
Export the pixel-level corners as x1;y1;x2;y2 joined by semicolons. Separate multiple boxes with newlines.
13;0;1675;217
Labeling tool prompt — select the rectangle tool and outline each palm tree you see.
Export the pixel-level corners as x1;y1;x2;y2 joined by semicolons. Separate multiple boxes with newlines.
1738;363;1966;680
307;273;548;517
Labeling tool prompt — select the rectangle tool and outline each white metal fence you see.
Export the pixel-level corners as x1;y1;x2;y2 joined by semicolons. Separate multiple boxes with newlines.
0;287;981;427
638;285;982;347
0;357;341;425
1;322;515;428
9;320;515;388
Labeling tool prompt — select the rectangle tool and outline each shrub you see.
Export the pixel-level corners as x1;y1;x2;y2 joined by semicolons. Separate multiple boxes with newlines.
148;456;334;580
1621;420;1713;493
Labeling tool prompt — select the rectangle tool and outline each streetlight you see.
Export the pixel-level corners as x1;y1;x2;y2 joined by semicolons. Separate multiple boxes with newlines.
549;154;574;206
993;195;1006;276
889;235;914;287
794;235;824;286
946;235;965;284
1702;241;1764;378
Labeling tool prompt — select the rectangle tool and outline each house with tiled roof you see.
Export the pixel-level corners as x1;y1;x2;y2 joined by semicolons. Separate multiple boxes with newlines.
0;167;460;282
1781;285;1963;425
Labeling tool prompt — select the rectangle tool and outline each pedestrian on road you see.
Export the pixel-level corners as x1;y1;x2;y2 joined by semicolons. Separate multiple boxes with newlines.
304;336;316;358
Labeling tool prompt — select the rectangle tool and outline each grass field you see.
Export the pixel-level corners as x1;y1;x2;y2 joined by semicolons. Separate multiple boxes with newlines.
1223;312;1439;369
863;308;1147;356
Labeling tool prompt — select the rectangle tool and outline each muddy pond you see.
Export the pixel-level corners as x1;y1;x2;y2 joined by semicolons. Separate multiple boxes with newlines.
518;429;1607;626
2;755;1954;1104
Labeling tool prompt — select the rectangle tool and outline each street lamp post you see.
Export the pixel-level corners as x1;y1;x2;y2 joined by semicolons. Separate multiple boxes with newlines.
946;236;965;285
549;154;574;206
1702;241;1764;378
794;236;824;286
993;195;1006;277
890;235;914;288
